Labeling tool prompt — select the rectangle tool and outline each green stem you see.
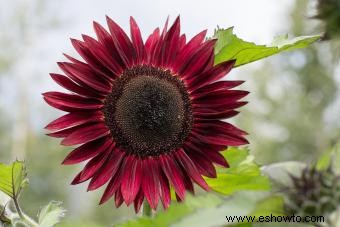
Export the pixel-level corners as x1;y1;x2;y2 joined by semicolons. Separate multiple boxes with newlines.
12;198;39;227
142;202;152;217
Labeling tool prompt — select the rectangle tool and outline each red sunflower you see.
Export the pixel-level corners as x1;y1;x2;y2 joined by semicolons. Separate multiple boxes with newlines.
43;16;248;212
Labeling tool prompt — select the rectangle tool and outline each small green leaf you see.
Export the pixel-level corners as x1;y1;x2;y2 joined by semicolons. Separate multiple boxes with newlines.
214;27;321;67
316;149;333;171
204;148;271;195
38;201;66;227
316;144;340;173
0;161;28;199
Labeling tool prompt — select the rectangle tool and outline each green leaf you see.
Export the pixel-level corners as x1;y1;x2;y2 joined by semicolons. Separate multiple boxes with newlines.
316;149;333;171
204;147;271;195
316;144;340;173
118;194;222;227
214;27;321;67
248;195;285;217
174;191;269;227
38;201;66;227
0;161;28;199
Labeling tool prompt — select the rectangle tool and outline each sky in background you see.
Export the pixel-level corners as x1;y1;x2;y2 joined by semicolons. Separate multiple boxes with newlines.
0;0;295;131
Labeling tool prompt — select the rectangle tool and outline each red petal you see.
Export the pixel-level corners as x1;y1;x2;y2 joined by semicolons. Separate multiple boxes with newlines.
45;111;103;131
100;160;125;204
43;92;103;112
58;62;111;94
184;140;229;167
106;16;135;66
82;35;123;76
160;154;186;200
192;90;249;105
194;109;242;120
71;149;110;184
93;21;125;69
62;136;113;165
195;120;248;136
186;150;217;178
121;156;142;205
191;81;245;97
134;190;144;213
115;188;124;208
172;30;207;72
61;122;109;146
159;16;181;67
145;28;160;63
88;147;124;190
178;34;186;51
46;124;84;138
130;17;146;64
142;158;160;210
192;130;248;146
158;171;171;210
70;38;112;78
49;73;103;98
180;40;216;80
175;149;210;191
187;60;235;91
150;17;169;65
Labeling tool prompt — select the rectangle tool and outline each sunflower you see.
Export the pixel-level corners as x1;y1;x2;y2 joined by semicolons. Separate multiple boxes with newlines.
43;16;248;212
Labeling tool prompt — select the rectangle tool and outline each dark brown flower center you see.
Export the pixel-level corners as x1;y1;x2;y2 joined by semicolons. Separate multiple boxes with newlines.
104;66;192;157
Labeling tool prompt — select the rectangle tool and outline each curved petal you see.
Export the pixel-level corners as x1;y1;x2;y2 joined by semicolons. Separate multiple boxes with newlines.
99;158;125;204
106;16;136;66
134;189;144;213
191;130;248;146
187;60;235;91
115;188;124;208
142;157;160;210
179;40;216;79
160;154;186;200
172;29;207;72
130;17;146;64
62;136;113;165
43;92;103;112
49;73;103;98
145;27;160;63
58;62;111;94
61;122;110;146
121;156;142;205
175;149;210;191
158;170;171;209
45;111;104;131
82;35;123;76
71;38;113;78
186;149;217;178
93;21;125;69
159;16;181;67
71;149;111;185
192;90;249;105
191;81;245;97
184;140;229;167
88;146;124;191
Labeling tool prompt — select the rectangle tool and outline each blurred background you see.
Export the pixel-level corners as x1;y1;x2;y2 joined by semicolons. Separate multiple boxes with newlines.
0;0;339;226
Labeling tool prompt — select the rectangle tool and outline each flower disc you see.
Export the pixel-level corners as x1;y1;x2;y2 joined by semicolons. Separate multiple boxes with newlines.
104;66;192;157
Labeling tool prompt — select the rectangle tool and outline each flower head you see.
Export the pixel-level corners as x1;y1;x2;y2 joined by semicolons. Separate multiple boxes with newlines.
43;16;248;212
